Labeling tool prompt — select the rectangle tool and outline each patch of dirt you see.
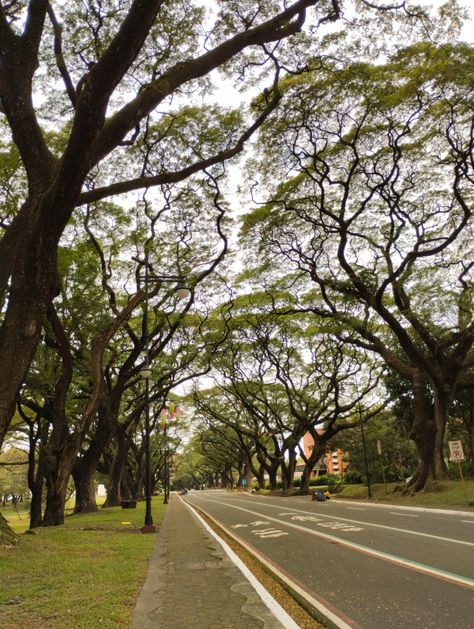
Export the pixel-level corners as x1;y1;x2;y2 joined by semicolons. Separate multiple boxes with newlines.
78;525;142;533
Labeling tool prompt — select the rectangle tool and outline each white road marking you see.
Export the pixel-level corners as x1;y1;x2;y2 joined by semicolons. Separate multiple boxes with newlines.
390;512;418;517
252;528;289;538
188;497;474;590
278;512;363;532
461;520;474;524
347;507;366;511
244;498;474;548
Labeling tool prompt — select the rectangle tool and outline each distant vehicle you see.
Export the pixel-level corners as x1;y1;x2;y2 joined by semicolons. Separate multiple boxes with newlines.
180;488;188;495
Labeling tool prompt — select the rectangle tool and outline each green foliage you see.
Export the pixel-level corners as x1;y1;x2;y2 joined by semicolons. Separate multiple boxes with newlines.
334;412;418;484
0;448;29;500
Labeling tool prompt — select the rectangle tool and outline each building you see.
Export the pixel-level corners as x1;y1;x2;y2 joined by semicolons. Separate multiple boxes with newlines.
302;432;345;476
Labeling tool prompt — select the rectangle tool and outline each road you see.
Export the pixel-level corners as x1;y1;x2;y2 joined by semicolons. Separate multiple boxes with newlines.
184;490;474;628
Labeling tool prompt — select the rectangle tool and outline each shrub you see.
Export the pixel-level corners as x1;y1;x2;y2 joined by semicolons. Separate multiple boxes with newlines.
309;475;328;487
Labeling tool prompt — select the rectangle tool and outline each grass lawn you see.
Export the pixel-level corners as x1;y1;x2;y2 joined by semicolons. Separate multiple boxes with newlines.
0;499;165;629
336;479;474;510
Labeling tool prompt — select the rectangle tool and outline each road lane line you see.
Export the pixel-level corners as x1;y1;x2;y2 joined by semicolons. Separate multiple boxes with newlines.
187;497;474;590
347;507;366;511
390;512;418;517
185;500;357;629
231;498;474;548
462;520;474;524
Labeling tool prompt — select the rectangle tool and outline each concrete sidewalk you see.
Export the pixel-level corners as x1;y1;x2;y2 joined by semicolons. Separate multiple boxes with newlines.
131;494;287;629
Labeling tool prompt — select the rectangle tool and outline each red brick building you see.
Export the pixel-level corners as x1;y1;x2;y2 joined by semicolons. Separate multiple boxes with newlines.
302;432;345;476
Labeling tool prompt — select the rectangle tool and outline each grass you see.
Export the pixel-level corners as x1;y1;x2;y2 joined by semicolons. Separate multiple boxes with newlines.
336;479;474;510
0;498;165;629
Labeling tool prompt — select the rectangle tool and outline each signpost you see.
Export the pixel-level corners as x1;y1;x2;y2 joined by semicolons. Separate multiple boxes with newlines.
448;440;468;503
448;440;465;462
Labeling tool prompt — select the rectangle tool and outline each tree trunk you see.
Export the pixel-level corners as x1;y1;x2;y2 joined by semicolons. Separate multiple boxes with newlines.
0;196;67;450
408;373;449;491
42;435;79;526
72;405;112;514
433;391;450;480
300;445;326;494
268;466;278;490
26;415;49;529
103;425;131;507
72;464;99;514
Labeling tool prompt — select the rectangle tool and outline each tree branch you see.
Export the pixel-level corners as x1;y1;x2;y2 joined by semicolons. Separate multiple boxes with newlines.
46;3;76;107
90;0;319;163
77;88;281;205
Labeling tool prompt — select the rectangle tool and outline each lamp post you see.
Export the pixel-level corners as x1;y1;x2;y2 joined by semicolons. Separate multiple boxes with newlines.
137;248;190;532
358;401;372;499
354;377;371;499
139;251;156;533
160;402;182;504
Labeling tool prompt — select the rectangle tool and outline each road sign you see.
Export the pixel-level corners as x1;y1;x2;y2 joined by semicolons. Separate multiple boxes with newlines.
448;440;465;461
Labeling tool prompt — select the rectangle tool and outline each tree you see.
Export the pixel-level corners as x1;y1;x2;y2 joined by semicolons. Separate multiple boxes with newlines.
0;0;356;451
0;446;29;503
193;298;385;491
240;42;474;491
333;411;418;485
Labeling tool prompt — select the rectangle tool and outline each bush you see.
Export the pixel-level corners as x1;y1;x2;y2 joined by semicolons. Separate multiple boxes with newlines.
309;475;328;487
343;470;362;485
327;474;344;493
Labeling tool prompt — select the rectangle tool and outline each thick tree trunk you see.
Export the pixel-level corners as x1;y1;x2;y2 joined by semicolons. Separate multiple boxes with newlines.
246;457;265;489
281;461;295;490
0;196;66;450
72;465;99;514
267;466;278;490
103;426;131;507
408;374;449;492
300;445;326;494
72;406;112;514
433;392;450;479
26;415;49;529
42;435;79;526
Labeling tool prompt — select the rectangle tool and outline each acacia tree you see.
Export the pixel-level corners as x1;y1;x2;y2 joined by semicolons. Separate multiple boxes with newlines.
1;0;362;449
194;302;384;491
241;43;474;490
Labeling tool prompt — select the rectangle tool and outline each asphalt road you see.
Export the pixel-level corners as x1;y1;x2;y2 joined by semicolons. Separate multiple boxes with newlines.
184;490;474;629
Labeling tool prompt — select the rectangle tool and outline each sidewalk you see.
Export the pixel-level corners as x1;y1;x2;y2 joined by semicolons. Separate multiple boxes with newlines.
131;494;287;629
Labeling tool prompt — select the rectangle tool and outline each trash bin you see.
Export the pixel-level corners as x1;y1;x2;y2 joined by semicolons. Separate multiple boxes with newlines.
312;489;326;502
121;500;137;509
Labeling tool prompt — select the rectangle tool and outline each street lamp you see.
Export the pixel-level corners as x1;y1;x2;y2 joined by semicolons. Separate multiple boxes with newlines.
140;364;155;533
137;249;190;533
160;402;182;504
356;397;372;500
